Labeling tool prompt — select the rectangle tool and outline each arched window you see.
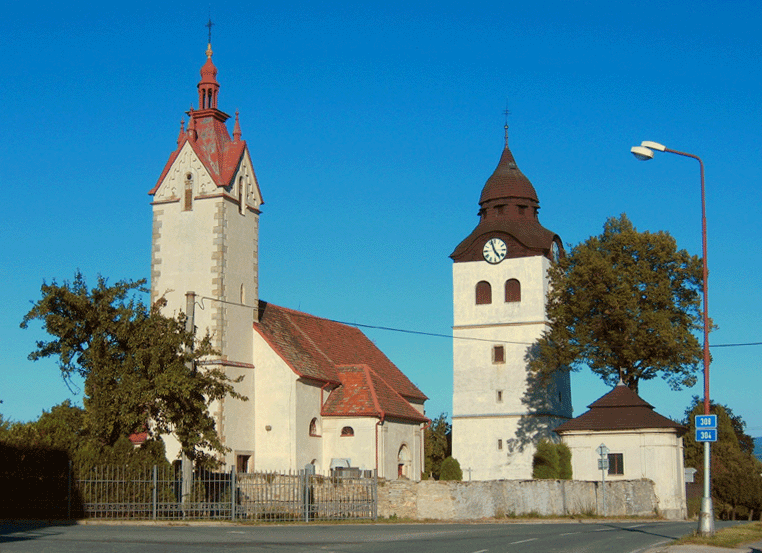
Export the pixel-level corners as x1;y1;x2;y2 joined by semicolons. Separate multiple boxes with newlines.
476;281;492;305
238;176;245;215
309;417;321;437
397;444;411;479
505;279;521;302
340;426;354;437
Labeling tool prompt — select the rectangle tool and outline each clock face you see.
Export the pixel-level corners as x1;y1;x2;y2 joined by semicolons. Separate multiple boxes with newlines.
483;238;507;264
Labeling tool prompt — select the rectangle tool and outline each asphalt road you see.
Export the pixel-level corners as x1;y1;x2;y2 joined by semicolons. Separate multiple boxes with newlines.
0;520;741;553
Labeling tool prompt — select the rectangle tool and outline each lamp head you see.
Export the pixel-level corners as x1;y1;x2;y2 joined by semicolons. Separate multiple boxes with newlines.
631;145;654;161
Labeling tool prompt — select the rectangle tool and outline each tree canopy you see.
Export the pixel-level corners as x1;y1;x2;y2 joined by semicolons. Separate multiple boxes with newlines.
529;214;703;392
683;398;762;520
423;413;451;480
20;272;246;466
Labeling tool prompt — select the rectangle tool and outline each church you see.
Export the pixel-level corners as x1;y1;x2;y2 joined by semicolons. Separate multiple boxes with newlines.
148;40;428;479
450;126;573;480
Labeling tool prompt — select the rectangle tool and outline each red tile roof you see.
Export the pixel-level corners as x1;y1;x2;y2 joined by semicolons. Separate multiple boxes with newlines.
255;302;428;423
555;383;685;434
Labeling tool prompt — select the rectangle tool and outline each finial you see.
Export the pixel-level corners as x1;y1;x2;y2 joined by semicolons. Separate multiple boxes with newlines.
177;119;185;146
233;110;242;141
205;17;215;58
503;102;511;148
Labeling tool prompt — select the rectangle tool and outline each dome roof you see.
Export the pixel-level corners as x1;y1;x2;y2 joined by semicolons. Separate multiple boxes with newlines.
479;145;538;206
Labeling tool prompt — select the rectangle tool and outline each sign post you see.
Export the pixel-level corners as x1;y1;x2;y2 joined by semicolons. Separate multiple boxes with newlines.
596;444;609;516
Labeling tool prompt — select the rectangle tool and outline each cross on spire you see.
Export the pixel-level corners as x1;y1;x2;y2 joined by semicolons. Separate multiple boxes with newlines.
503;102;511;147
206;17;215;45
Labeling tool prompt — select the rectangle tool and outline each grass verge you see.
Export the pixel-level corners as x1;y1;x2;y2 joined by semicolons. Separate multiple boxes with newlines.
674;522;762;549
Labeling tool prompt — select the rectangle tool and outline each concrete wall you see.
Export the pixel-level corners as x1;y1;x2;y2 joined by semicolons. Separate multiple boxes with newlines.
378;479;663;520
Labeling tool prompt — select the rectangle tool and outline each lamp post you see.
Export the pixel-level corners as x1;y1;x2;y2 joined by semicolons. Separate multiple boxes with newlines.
630;141;713;535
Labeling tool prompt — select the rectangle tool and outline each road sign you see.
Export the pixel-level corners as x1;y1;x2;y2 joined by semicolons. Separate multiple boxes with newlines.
596;444;609;456
696;428;718;442
598;458;610;470
695;415;717;429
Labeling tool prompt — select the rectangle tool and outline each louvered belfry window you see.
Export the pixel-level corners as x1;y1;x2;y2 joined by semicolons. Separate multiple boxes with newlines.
505;279;521;302
476;281;492;305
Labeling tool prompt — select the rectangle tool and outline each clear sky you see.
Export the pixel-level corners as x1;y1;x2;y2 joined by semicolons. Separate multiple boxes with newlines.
3;1;761;438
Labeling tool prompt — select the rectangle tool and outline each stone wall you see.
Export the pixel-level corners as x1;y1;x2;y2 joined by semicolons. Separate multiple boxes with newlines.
378;479;662;520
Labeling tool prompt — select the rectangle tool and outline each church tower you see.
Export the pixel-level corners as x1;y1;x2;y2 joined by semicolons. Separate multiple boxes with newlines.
148;39;263;462
450;124;572;480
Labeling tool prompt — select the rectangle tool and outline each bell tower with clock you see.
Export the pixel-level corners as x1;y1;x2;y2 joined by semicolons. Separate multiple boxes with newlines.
450;125;572;481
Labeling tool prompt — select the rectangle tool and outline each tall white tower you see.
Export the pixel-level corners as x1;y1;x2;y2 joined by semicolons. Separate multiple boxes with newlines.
450;128;572;480
148;41;263;463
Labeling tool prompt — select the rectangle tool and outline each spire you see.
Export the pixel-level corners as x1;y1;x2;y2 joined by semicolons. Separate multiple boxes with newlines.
233;110;242;141
198;20;220;111
503;103;510;148
479;122;539;208
186;107;197;141
177;119;185;146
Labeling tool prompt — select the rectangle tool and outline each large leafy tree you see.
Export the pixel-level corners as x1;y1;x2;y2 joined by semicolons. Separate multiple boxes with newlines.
21;272;246;466
530;214;703;392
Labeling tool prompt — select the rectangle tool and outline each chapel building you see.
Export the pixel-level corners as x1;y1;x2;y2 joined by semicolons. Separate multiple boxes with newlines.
148;40;427;479
450;126;572;480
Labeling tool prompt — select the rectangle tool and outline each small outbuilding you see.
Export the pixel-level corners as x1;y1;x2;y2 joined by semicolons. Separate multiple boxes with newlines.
555;382;687;519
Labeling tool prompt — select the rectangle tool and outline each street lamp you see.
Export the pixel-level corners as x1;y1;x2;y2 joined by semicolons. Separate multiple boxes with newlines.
630;140;713;535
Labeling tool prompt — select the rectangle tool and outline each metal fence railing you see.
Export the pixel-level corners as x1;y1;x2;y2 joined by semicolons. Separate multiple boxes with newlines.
72;464;377;522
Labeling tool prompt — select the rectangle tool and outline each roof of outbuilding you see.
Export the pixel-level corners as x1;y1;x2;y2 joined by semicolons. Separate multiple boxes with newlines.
555;383;686;434
254;302;428;422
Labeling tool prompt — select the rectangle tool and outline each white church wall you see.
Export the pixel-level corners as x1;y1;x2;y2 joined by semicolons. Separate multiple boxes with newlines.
562;429;686;519
322;417;378;474
219;364;257;468
251;331;299;471
294;380;324;471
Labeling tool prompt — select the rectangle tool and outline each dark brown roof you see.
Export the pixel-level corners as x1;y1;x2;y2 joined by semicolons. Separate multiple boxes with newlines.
254;302;428;422
451;140;559;262
479;145;538;205
555;383;686;434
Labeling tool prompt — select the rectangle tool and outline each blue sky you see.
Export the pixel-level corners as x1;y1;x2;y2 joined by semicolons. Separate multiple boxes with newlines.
2;1;761;437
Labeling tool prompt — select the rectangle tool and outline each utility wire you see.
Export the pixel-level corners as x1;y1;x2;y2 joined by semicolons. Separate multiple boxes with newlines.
196;295;762;349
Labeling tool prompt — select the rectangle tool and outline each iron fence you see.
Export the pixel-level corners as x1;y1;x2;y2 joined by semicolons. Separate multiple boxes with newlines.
72;464;377;522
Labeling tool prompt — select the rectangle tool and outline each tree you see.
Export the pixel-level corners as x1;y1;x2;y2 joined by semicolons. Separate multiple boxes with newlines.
21;272;246;466
530;214;703;393
439;456;463;481
424;413;451;480
683;398;762;520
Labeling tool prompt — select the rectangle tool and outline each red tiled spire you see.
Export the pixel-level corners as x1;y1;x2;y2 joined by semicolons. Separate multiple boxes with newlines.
233;110;242;142
177;119;185;146
150;42;255;196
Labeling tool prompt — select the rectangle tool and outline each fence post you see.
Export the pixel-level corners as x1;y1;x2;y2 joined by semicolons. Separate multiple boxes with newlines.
68;460;72;520
152;465;158;521
372;469;378;521
230;466;236;521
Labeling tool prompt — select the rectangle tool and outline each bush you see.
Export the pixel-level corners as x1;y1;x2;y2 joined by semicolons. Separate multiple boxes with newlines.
558;442;572;480
439;457;462;481
533;440;560;479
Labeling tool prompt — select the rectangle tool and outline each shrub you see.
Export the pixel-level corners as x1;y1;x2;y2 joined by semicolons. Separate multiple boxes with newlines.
558;442;573;480
533;440;560;479
439;457;463;481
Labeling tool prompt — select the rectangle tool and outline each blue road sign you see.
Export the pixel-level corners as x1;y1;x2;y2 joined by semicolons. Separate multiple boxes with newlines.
696;428;718;442
695;415;717;428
